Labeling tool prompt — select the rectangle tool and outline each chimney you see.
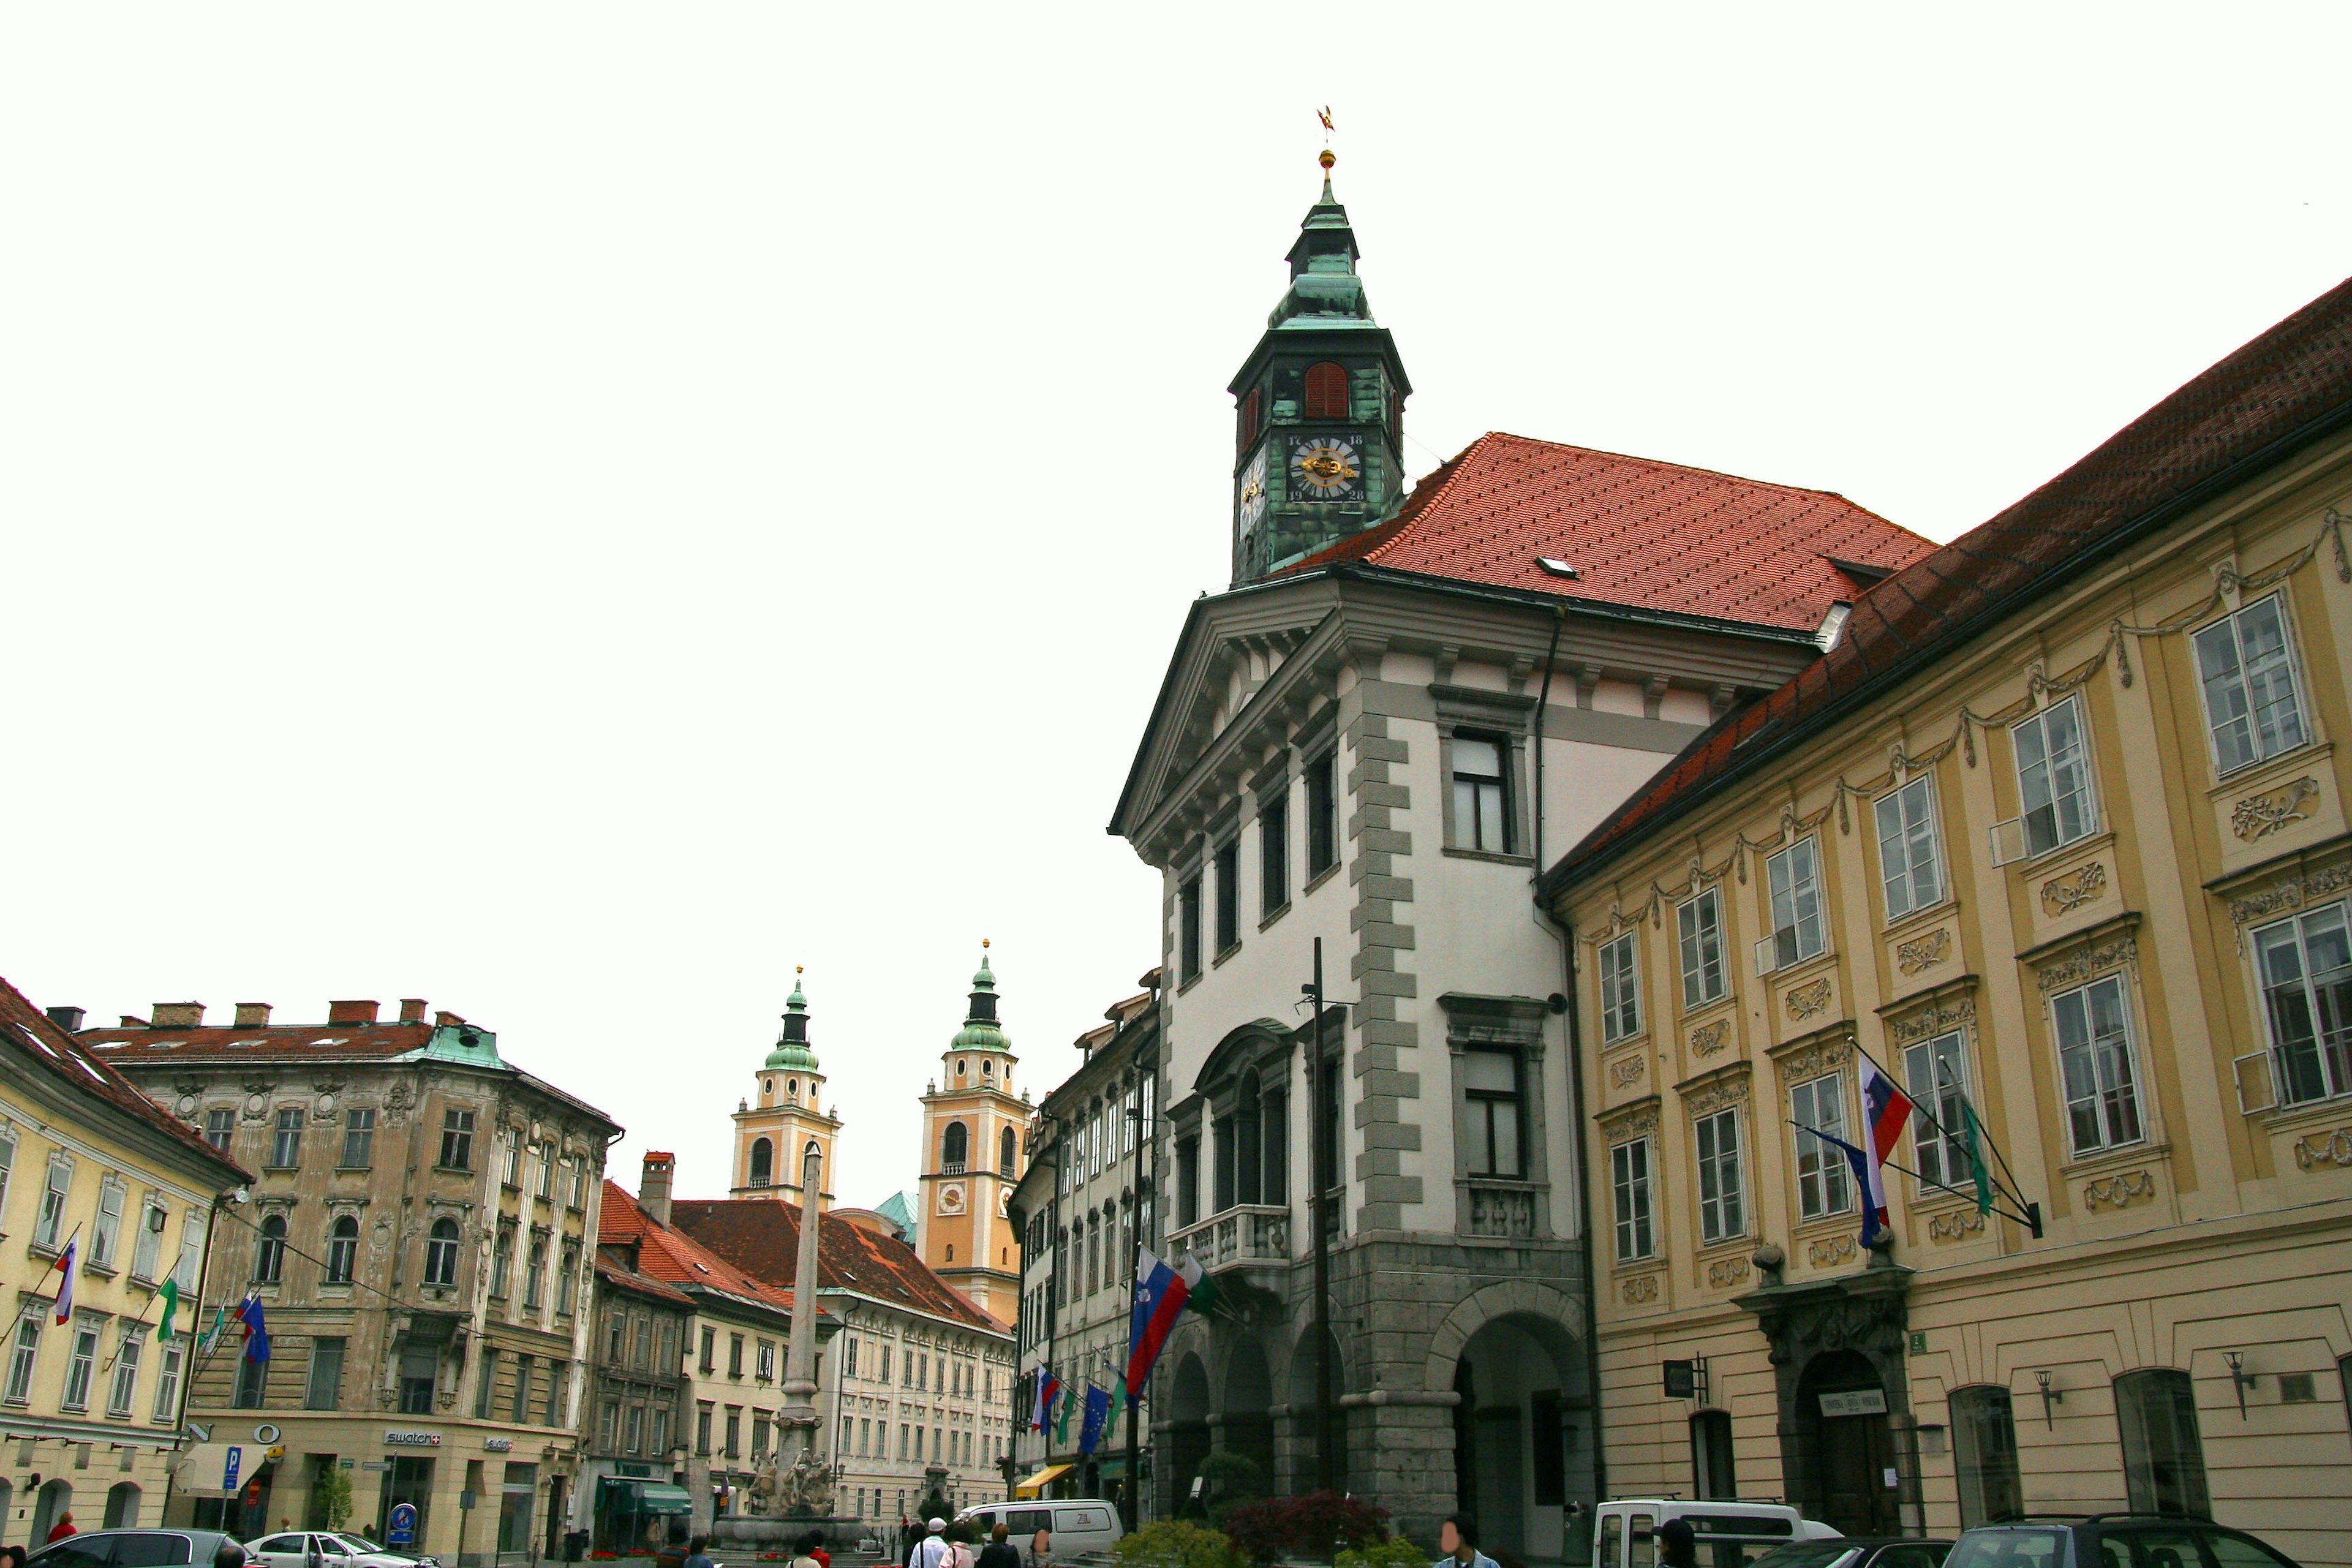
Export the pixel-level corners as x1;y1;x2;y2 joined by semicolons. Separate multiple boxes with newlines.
399;998;429;1023
119;1015;148;1028
149;1003;205;1030
233;1003;273;1029
435;1011;467;1027
44;1006;85;1033
326;1000;380;1026
641;1152;676;1228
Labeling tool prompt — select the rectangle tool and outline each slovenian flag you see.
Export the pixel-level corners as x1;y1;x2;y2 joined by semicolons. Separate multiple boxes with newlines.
1859;1058;1917;1234
1124;1248;1199;1398
51;1237;80;1324
1032;1368;1060;1433
237;1294;270;1362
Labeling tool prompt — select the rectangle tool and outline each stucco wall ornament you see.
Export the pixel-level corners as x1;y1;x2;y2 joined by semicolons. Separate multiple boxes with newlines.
1891;997;1976;1044
1619;1275;1659;1305
1574;504;2351;949
1706;1256;1751;1287
1608;1055;1646;1089
1776;1036;1855;1085
2036;936;2138;993
2232;778;2321;840
1785;979;1833;1020
2040;862;2108;916
2083;1169;2157;1210
1929;1210;1986;1242
1689;1019;1731;1057
1605;1106;1661;1143
1806;1234;1858;1267
1684;1072;1751;1118
1896;929;1951;974
2292;1127;2352;1169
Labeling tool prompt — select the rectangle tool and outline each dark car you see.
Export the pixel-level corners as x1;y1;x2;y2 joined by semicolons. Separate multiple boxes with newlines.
26;1529;249;1568
1755;1540;1953;1568
1947;1516;2297;1568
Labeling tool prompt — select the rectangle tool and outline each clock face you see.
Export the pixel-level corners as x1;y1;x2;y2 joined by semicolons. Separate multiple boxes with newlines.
1289;435;1363;502
1237;447;1268;535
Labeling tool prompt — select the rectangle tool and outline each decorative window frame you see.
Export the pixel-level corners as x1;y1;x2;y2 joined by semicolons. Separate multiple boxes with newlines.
1439;993;1553;1238
2021;916;2157;1164
1599;1100;1663;1270
1678;1061;1754;1250
2189;587;2319;782
1433;685;1536;864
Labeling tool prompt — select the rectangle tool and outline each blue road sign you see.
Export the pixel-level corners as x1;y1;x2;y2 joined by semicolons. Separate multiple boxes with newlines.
222;1448;243;1493
388;1504;418;1546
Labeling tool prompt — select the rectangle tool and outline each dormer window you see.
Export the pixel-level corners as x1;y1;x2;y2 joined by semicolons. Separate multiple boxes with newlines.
1304;362;1349;420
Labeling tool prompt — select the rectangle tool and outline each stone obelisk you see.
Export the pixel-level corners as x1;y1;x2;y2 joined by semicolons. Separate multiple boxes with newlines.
778;1138;825;1454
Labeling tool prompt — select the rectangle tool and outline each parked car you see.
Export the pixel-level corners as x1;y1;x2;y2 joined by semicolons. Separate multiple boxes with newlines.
1946;1516;2297;1568
1595;1501;1842;1567
244;1532;437;1568
1754;1540;1952;1568
27;1529;249;1568
954;1501;1124;1559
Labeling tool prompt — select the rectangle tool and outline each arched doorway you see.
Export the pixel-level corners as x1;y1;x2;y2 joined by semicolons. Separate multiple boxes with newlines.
1218;1340;1275;1496
106;1482;143;1528
1284;1328;1349;1495
1798;1351;1898;1535
31;1478;73;1542
1168;1352;1211;1515
1448;1314;1588;1564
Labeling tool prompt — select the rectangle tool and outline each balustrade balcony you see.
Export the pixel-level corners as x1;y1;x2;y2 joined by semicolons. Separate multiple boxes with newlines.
1167;1203;1292;1274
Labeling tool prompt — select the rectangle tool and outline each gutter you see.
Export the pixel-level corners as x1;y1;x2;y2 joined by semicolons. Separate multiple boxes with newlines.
1544;391;2352;897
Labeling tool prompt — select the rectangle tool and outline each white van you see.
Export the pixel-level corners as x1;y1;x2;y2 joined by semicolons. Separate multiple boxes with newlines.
1593;1500;1841;1568
955;1500;1125;1559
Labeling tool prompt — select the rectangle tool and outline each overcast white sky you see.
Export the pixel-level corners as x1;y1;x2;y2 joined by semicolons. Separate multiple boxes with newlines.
5;6;2348;1212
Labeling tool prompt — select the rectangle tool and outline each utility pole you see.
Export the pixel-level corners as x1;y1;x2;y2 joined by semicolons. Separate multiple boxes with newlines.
1309;939;1335;1494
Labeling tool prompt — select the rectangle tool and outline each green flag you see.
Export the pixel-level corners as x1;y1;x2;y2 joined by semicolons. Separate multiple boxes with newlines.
158;1278;181;1342
1106;1370;1126;1429
1186;1270;1221;1319
1962;1099;1995;1216
1055;1383;1074;1447
197;1303;229;1353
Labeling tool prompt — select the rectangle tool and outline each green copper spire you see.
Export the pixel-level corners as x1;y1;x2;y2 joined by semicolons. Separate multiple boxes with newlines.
764;968;820;1070
1270;149;1373;329
949;940;1011;1053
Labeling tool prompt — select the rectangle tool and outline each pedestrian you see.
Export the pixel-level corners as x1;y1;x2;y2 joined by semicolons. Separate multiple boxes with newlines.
946;1524;976;1568
1657;1519;1698;1568
789;1534;823;1568
684;1536;715;1568
4;1545;33;1568
908;1518;951;1568
47;1513;79;1544
1028;1522;1050;1568
807;1532;831;1568
976;1522;1020;1568
1433;1515;1496;1568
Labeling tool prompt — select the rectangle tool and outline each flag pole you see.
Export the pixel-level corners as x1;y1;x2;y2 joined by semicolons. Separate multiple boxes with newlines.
1785;1120;2038;1231
1309;938;1335;1495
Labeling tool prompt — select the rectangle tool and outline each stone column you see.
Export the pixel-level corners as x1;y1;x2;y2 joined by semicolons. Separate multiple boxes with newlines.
780;1142;825;1452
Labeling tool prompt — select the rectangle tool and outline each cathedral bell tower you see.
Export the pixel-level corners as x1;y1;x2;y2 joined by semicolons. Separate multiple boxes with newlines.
1228;149;1414;586
916;943;1027;1317
731;971;842;1209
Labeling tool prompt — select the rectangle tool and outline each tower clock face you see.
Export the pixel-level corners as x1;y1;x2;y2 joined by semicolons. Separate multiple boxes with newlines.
1237;447;1268;535
1289;435;1363;502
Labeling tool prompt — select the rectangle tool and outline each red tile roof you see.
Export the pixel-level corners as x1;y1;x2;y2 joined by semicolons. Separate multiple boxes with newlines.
668;1197;1008;1335
0;973;252;1185
600;1181;799;1317
595;1254;695;1310
1550;276;2352;886
1283;432;1934;632
83;1019;440;1060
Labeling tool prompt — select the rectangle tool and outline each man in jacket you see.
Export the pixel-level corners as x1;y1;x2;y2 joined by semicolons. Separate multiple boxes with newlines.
1436;1515;1498;1568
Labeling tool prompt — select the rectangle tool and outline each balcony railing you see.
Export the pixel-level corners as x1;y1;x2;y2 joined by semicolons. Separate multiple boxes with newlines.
1169;1204;1291;1273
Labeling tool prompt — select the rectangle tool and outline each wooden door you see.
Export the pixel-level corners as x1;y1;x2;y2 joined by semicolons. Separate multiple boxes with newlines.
1815;1414;1897;1534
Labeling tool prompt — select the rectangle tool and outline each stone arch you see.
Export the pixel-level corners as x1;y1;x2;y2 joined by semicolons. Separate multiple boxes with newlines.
748;1137;773;1188
1167;1351;1213;1511
1283;1325;1352;1493
1422;1278;1585;1392
31;1478;72;1543
105;1480;142;1528
1216;1336;1277;1494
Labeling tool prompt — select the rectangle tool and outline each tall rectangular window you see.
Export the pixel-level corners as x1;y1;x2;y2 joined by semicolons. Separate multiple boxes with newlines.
4;1313;41;1403
511;1354;533;1423
696;1404;714;1456
1213;837;1240;954
204;1109;235;1152
60;1325;97;1409
502;1135;522;1187
728;1334;744;1378
2195;594;2307;774
475;1349;500;1419
151;1340;183;1423
2014;696;2096;857
1457;1049;1523;1177
546;1362;569;1427
1695;1109;1745;1245
1875;775;1945;919
1450;733;1510;853
1305;752;1338;877
132;1194;167;1281
92;1180;126;1270
341;1108;377;1169
2116;1368;2211;1519
724;1406;742;1459
1678;891;1726;1009
699;1326;715;1373
1597;932;1641;1043
1951;1385;2024;1528
36;1161;71;1250
108;1328;144;1417
234;1347;268;1409
306;1338;347;1411
1789;1074;1853;1219
2051;974;2143;1155
1764;839;1826;972
1902;1031;1972;1194
1259;790;1289;916
271;1109;304;1169
1611;1139;1654;1262
1178;875;1204;981
439;1109;475;1170
2254;903;2352;1107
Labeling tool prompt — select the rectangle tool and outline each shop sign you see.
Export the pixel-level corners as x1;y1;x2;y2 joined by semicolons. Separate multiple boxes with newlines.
484;1438;514;1452
1817;1388;1888;1417
385;1430;444;1447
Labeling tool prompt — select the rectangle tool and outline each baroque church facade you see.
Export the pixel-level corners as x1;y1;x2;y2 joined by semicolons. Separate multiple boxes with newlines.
1112;154;1932;1553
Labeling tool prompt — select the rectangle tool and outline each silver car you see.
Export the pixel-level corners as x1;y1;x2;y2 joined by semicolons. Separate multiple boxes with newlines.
28;1529;249;1568
243;1535;436;1568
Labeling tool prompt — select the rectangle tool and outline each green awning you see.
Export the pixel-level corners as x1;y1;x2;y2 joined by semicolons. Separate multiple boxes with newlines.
635;1484;693;1515
1095;1458;1127;1480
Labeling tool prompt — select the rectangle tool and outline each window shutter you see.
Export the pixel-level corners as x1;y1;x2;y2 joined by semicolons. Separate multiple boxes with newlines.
1304;362;1349;420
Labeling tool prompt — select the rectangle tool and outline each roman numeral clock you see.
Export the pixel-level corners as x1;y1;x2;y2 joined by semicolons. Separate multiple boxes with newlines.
1288;434;1363;503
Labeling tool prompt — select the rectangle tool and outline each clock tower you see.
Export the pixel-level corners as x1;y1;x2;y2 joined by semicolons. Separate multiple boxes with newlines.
916;944;1028;1319
1229;150;1414;585
731;972;841;1209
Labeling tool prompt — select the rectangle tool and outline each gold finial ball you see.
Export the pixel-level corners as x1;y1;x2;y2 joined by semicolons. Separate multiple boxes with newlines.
796;965;804;975
982;937;992;949
1319;149;1336;172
